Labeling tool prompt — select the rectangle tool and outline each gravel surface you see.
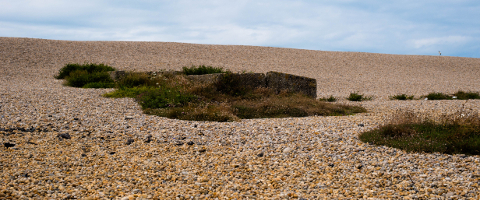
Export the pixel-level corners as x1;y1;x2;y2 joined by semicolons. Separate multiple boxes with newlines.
1;37;480;199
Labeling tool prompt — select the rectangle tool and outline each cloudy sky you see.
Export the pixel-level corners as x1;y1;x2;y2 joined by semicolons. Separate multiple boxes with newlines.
1;0;479;58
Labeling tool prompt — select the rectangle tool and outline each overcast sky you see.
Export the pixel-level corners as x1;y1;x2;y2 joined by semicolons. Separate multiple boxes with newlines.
1;0;479;58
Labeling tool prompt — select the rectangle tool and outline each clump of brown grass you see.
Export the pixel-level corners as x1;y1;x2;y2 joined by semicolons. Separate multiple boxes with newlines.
360;102;480;155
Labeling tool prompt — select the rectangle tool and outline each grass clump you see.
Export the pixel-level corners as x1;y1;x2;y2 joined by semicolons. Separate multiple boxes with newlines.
454;91;480;100
55;63;115;79
103;72;366;122
55;63;116;88
182;65;225;75
425;92;452;100
390;94;415;100
359;109;480;155
347;92;372;101
422;91;480;100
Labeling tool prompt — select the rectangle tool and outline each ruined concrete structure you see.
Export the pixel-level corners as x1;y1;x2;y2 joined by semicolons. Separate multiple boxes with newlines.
109;70;317;98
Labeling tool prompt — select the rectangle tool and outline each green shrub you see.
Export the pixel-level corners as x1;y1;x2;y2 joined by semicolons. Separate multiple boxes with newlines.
390;94;414;100
83;82;115;88
182;65;225;75
116;73;153;89
64;70;114;88
56;63;115;79
145;103;238;122
454;91;480;100
233;93;366;119
103;86;154;98
55;63;116;88
425;92;452;100
347;92;371;101
359;110;480;155
136;87;197;109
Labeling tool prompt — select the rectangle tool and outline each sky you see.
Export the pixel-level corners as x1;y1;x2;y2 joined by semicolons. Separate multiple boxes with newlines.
1;0;479;58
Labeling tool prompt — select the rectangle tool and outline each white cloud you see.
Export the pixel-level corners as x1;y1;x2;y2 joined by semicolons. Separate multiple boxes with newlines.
411;36;470;49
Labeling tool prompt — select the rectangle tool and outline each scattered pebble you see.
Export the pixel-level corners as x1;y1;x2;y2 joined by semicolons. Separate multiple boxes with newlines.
1;37;479;199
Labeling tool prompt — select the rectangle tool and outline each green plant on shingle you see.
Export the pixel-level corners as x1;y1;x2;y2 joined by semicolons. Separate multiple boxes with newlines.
136;87;197;109
359;110;480;155
64;70;114;88
55;63;115;79
347;92;372;101
116;73;153;89
390;94;415;100
454;91;480;100
182;65;225;75
425;92;452;100
55;63;116;88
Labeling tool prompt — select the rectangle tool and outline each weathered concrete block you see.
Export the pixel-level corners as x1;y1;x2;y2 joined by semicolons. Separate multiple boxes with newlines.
266;71;317;98
110;70;317;99
187;73;224;85
229;73;266;90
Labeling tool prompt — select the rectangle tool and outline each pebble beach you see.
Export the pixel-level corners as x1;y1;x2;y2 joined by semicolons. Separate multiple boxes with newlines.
1;37;480;199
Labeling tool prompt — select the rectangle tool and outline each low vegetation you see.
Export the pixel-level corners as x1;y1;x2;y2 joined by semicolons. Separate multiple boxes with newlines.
55;63;116;88
182;65;225;75
102;69;366;122
423;91;480;100
425;92;452;100
347;92;372;101
359;109;480;155
390;94;415;100
453;91;480;100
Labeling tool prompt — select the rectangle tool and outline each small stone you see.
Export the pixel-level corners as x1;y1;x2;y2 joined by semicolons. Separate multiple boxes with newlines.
126;139;134;145
73;117;79;120
4;143;15;148
328;163;334;167
257;152;264;157
283;147;293;154
175;142;184;146
445;192;455;198
57;133;71;140
358;124;364;127
109;152;116;155
144;135;153;143
187;141;194;145
125;116;134;120
132;189;141;194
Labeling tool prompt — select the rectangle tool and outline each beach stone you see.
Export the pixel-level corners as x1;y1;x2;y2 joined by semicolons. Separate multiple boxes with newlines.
3;143;15;148
144;134;153;143
57;133;71;139
1;37;480;199
283;147;293;154
126;138;134;145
